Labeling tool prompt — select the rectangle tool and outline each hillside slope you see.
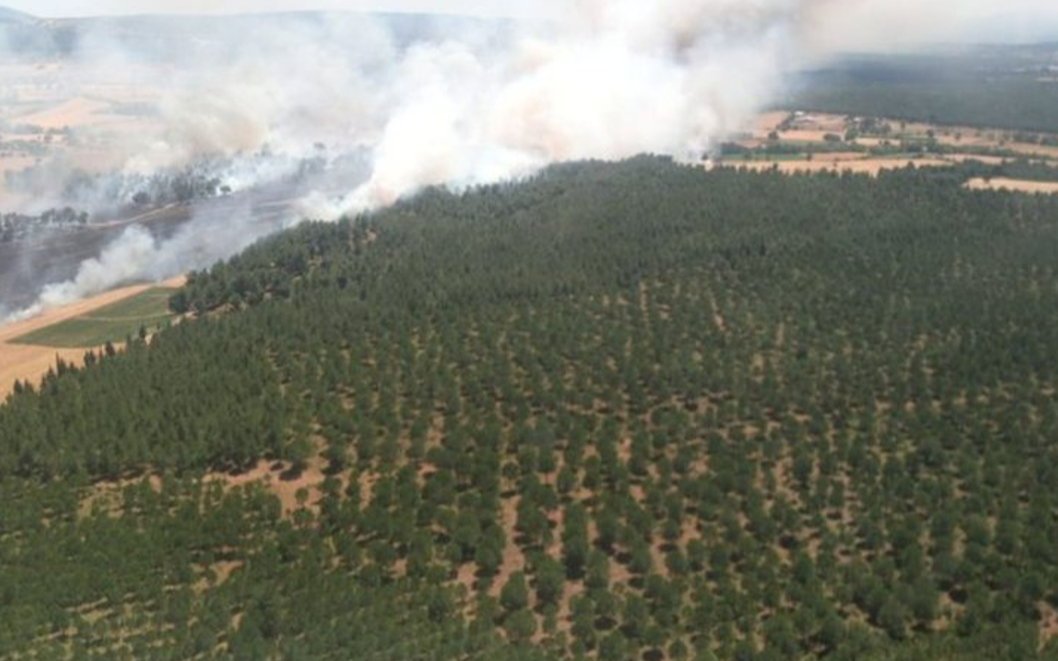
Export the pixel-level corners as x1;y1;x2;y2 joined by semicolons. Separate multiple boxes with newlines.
1;158;1057;660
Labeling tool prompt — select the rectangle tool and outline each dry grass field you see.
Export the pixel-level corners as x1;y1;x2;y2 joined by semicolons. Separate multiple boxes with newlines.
0;62;168;202
15;96;112;130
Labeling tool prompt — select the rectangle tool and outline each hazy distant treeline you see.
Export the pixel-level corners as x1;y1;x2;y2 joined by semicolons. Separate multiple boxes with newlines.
4;152;327;212
792;51;1058;133
0;207;88;243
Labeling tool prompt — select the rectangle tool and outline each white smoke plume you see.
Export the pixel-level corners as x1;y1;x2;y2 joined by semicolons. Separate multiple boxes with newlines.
3;0;1057;320
341;0;804;209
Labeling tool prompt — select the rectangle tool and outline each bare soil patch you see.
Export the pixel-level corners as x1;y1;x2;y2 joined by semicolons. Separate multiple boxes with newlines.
1040;602;1058;646
753;111;789;134
204;436;334;518
14;96;108;130
488;494;527;599
206;456;328;517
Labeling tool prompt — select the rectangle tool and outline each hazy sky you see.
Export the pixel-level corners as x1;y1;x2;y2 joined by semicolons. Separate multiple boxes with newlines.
3;0;539;18
6;0;1058;43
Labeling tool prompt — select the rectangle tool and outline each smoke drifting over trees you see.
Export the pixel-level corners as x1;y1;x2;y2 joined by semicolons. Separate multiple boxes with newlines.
1;0;1056;319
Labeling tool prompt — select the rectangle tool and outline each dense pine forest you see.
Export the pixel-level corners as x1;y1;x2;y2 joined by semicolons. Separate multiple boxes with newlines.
794;75;1058;134
2;157;1058;660
791;49;1058;133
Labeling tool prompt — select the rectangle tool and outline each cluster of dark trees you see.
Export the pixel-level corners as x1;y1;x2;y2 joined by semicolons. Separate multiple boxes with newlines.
792;55;1058;133
93;166;228;208
2;158;1058;660
4;163;229;214
0;206;89;243
55;151;331;211
126;173;229;207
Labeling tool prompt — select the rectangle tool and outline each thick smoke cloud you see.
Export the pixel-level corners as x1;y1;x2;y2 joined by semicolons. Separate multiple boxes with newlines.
3;0;1057;321
342;0;803;209
33;198;262;313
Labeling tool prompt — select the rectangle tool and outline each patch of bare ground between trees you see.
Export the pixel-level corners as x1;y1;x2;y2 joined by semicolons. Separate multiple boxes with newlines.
206;437;335;518
80;435;335;527
1041;603;1058;647
489;494;527;600
195;560;242;593
79;473;164;518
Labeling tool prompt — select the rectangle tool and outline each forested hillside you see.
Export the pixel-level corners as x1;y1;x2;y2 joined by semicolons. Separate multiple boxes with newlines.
2;158;1058;660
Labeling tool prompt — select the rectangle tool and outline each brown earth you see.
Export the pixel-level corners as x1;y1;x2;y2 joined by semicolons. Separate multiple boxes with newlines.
14;96;111;130
753;111;789;134
206;454;329;518
778;129;836;143
1041;603;1058;646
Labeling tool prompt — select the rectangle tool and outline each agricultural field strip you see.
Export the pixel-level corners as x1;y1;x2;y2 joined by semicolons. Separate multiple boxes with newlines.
744;111;1058;163
0;280;183;398
716;112;1058;184
9;288;177;349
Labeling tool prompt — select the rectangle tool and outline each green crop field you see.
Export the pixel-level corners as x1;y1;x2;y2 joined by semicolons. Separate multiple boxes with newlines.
12;287;177;348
